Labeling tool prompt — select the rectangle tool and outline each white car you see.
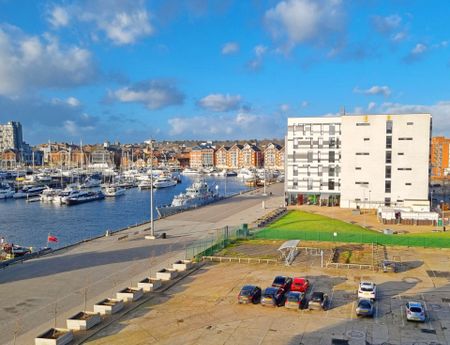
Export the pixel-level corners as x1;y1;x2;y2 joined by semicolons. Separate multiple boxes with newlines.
406;301;426;322
358;281;377;300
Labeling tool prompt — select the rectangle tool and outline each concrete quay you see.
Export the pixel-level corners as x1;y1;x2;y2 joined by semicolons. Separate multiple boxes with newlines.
0;183;283;345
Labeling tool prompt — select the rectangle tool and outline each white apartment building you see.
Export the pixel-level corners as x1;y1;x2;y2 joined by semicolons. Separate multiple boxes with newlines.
286;117;342;206
0;121;23;152
286;114;432;210
340;114;431;209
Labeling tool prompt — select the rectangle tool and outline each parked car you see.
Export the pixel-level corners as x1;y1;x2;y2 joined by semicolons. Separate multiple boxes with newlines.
271;276;292;291
238;285;262;304
285;291;307;310
308;291;329;310
382;260;397;273
358;281;377;300
406;301;426;322
356;298;375;317
291;277;310;293
261;287;285;307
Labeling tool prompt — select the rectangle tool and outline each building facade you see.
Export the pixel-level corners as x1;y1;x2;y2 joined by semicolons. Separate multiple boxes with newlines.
286;117;342;206
431;136;450;179
190;144;215;169
264;143;285;170
286;114;432;209
340;114;431;209
215;146;229;169
0;121;23;152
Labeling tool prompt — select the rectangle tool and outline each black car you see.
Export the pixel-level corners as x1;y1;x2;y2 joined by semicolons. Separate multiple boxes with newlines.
308;291;329;310
285;291;307;310
238;285;262;304
271;276;293;291
261;287;285;307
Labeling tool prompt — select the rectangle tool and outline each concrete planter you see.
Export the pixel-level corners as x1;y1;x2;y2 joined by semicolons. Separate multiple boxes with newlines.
66;311;101;331
172;260;193;271
93;298;124;315
116;287;143;302
35;328;73;345
137;277;162;292
156;268;178;281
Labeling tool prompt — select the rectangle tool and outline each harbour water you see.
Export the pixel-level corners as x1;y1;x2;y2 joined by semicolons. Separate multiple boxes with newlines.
0;176;250;249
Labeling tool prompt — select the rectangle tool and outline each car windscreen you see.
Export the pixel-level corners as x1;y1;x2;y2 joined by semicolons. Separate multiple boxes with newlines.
287;294;300;302
311;294;323;301
358;300;371;308
360;286;373;292
409;307;422;313
240;288;253;296
273;277;285;285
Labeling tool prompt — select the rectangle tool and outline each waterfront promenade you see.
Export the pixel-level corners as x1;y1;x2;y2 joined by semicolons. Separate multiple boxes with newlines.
0;183;283;345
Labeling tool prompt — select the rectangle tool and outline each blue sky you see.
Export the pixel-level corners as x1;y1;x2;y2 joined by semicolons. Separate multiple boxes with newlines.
0;0;449;144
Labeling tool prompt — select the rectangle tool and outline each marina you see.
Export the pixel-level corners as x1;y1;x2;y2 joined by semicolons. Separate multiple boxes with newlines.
0;174;250;249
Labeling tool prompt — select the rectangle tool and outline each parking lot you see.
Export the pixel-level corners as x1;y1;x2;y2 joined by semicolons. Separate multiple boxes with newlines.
86;246;450;345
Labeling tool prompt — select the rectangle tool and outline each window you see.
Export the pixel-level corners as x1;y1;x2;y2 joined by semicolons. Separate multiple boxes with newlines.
386;136;392;149
329;125;335;135
329;151;335;163
355;181;369;185
399;137;413;141
356;152;370;156
329;167;335;177
386;120;393;134
386;151;392;164
329;137;336;148
385;166;391;178
407;122;414;125
398;168;412;171
364;138;370;141
385;180;391;193
384;197;391;206
307;151;313;163
355;167;362;170
405;183;412;186
356;123;370;126
398;152;404;156
328;179;335;190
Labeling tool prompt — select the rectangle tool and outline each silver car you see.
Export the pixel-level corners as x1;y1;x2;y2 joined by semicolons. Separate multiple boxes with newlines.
406;301;426;322
356;298;374;317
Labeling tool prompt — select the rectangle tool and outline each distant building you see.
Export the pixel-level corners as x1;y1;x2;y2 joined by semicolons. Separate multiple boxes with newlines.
0;121;23;153
227;144;243;169
264;143;285;170
431;136;450;179
241;143;263;168
190;144;215;169
215;146;230;169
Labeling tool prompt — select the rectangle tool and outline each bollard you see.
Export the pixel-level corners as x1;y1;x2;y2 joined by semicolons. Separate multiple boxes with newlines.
105;230;110;237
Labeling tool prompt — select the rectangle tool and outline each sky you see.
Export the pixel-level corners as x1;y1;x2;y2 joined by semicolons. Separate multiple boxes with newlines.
0;0;449;144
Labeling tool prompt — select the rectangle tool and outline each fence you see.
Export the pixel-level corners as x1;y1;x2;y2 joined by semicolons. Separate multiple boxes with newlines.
202;256;277;264
185;225;250;260
253;228;450;248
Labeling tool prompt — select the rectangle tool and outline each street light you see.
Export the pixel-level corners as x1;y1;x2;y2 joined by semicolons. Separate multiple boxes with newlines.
150;140;155;237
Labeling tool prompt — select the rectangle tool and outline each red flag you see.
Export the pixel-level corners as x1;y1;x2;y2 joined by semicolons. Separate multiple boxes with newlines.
48;235;58;243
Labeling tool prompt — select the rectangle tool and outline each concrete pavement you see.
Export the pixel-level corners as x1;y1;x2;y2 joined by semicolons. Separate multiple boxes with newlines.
0;183;283;345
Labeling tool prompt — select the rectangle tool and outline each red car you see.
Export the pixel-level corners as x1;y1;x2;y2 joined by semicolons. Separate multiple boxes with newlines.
291;278;310;293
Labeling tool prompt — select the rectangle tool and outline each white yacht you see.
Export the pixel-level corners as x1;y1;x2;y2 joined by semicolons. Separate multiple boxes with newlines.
54;188;83;204
181;168;202;175
138;180;153;190
237;168;255;180
153;176;177;188
40;187;62;203
103;185;126;197
0;183;14;199
81;176;102;188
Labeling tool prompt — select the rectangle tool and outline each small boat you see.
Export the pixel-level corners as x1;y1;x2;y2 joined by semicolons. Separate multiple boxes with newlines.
157;180;220;218
13;186;47;199
138;180;153;190
66;190;105;205
0;183;14;199
103;185;126;197
153;176;177;188
237;168;255;180
54;188;83;205
40;187;62;203
81;175;102;189
181;168;202;175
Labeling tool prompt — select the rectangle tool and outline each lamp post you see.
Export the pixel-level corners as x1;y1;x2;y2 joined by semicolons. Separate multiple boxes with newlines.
150;140;154;237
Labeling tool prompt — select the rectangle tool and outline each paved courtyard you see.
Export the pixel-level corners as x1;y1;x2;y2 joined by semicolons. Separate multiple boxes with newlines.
84;245;450;345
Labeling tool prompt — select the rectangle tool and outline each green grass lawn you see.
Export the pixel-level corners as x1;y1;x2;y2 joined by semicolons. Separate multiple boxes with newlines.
255;210;450;248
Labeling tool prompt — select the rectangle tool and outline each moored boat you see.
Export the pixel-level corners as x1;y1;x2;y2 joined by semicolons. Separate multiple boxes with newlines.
66;191;105;205
103;185;126;197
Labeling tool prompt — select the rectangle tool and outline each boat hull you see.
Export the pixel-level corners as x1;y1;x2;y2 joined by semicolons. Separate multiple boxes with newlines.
157;196;222;218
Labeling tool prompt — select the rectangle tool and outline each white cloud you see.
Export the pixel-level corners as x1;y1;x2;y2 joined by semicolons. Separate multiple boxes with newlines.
354;85;391;97
0;26;96;96
47;6;70;28
412;43;427;54
301;100;309;108
197;94;242;112
222;42;239;55
280;104;290;112
391;31;407;43
51;97;81;107
265;0;343;50
372;15;402;33
247;44;268;71
168;111;281;139
64;120;95;136
403;43;428;63
110;80;184;110
367;102;376;111
52;1;153;45
380;101;450;136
